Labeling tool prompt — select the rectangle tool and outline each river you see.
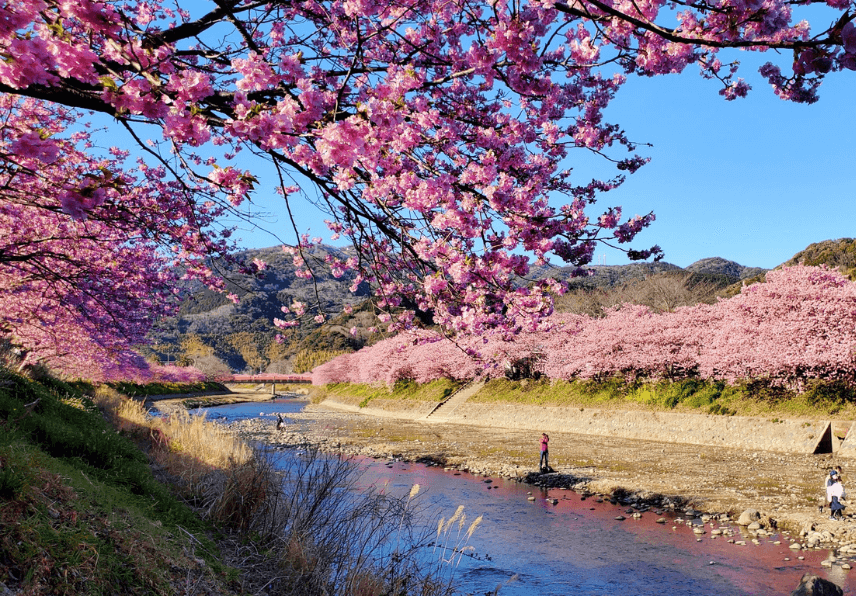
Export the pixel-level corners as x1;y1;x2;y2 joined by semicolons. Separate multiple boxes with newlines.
190;397;856;595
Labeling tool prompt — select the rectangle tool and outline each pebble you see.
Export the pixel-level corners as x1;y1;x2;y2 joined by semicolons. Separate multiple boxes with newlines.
789;543;802;550
656;518;666;524
843;563;852;570
527;496;536;501
615;516;626;521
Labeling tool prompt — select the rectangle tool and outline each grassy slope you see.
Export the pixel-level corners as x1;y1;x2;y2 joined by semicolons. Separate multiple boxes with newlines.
0;371;237;596
315;379;464;408
321;377;856;419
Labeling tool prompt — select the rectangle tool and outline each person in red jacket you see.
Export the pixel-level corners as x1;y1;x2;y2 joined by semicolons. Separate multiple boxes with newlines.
539;433;549;472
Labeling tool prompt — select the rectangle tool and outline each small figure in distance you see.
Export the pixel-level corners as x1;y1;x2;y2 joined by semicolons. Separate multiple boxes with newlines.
827;470;846;521
821;468;841;513
276;413;286;431
539;433;550;473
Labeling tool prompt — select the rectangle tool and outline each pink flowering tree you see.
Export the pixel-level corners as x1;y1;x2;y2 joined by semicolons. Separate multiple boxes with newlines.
0;96;254;379
315;267;856;389
2;0;855;376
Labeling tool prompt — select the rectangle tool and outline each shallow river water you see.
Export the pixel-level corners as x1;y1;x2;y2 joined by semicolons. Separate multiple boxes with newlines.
192;398;856;596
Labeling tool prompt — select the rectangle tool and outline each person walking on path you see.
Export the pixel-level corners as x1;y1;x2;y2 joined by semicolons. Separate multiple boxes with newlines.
539;433;549;472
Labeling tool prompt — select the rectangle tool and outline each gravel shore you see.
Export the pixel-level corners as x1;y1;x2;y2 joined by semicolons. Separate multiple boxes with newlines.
212;397;856;562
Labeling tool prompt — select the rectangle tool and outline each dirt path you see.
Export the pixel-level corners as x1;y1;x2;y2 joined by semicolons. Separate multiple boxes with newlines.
228;400;856;542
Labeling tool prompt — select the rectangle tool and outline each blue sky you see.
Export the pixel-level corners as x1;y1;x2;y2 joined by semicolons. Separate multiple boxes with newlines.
231;59;855;271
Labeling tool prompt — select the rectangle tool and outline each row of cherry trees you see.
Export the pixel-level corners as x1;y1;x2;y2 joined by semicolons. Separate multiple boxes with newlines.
0;97;249;380
3;0;856;379
313;266;856;388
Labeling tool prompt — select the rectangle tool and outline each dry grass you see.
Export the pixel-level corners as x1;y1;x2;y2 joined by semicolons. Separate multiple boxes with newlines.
95;387;252;470
93;387;262;532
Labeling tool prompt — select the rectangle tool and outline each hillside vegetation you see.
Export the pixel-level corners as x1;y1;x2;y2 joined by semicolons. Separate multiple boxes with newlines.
153;245;773;376
154;239;856;379
0;369;463;596
0;370;236;595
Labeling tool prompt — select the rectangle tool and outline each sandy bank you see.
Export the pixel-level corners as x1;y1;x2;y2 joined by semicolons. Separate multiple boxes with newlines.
224;394;856;552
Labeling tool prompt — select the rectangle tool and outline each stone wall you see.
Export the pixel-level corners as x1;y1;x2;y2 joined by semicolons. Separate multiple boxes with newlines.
447;403;832;454
321;392;856;455
322;393;438;419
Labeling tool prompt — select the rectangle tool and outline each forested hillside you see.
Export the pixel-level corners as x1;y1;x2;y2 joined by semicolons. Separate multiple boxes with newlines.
150;245;776;375
145;245;381;375
152;240;856;376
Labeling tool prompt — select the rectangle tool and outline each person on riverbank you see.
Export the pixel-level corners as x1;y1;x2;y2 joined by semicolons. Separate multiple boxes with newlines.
822;469;837;512
539;433;549;472
827;472;846;521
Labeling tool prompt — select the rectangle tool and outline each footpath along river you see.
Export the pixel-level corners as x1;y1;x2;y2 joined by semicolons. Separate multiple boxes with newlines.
181;396;856;595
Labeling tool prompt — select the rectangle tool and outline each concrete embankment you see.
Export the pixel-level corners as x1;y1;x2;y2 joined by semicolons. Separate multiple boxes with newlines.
321;391;856;457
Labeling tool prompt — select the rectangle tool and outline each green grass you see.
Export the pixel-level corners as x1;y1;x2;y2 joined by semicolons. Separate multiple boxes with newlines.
464;377;856;418
322;379;464;408
0;370;235;595
107;380;228;397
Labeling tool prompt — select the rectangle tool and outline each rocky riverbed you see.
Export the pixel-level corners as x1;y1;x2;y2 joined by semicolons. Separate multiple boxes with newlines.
214;397;856;567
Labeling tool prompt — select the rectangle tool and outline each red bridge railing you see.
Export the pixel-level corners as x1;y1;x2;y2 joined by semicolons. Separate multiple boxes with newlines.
224;374;312;383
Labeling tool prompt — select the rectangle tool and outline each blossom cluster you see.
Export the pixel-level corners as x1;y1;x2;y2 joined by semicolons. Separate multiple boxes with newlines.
3;0;848;345
1;0;854;380
313;266;856;389
0;96;244;380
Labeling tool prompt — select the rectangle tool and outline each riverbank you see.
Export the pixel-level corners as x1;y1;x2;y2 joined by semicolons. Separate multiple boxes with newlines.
227;399;856;560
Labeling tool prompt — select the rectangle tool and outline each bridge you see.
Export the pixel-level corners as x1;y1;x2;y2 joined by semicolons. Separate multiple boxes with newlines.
224;373;312;383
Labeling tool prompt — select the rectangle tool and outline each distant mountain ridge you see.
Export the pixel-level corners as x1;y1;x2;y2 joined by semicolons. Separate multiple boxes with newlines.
532;256;766;290
150;245;780;374
684;257;767;280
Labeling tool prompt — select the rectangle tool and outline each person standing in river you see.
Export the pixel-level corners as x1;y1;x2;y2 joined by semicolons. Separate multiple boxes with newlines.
539;433;549;472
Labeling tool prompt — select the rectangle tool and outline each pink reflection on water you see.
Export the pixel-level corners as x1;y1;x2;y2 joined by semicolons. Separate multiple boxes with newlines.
353;457;856;596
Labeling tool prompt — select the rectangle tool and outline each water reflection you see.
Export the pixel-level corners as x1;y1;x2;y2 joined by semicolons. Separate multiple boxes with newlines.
358;460;854;596
196;400;855;595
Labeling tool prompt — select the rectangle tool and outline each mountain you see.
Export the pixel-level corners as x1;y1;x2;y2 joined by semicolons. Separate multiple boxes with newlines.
684;257;767;280
531;261;684;289
149;244;773;374
718;238;856;298
145;245;378;375
781;238;856;279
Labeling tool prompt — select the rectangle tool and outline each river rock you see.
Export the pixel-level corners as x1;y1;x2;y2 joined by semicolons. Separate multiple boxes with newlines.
737;509;761;526
747;522;761;531
790;573;843;595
